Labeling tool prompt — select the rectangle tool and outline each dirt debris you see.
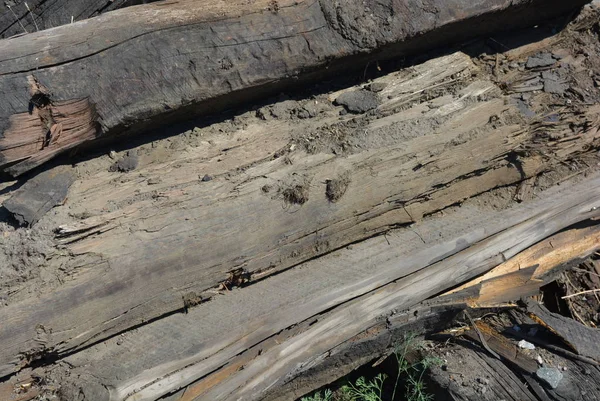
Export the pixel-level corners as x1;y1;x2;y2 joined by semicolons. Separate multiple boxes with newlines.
0;225;52;299
334;89;380;113
325;172;351;203
281;183;310;205
108;150;138;172
367;82;387;92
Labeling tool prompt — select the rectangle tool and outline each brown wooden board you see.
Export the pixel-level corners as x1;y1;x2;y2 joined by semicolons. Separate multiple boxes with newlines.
0;0;590;175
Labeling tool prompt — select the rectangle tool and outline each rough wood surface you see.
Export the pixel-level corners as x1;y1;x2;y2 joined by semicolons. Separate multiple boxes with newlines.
428;341;600;401
527;300;600;362
0;45;599;383
192;186;600;401
0;0;590;174
33;176;600;401
430;344;540;401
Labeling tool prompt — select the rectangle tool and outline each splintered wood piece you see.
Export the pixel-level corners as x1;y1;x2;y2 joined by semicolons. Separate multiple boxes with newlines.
442;224;600;307
2;166;75;227
463;320;538;374
527;300;600;362
0;98;99;176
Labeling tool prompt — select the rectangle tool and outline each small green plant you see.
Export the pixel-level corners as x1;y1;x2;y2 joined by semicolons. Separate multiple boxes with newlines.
299;334;441;401
301;388;333;401
393;334;443;401
342;373;387;401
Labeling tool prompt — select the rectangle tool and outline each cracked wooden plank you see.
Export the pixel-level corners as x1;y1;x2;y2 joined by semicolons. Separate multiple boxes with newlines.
45;175;600;401
0;47;599;380
0;0;590;174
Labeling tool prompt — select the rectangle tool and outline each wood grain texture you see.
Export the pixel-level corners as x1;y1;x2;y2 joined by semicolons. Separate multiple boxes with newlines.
427;342;543;401
191;181;600;401
44;176;600;401
0;0;590;174
527;300;600;362
0;47;598;382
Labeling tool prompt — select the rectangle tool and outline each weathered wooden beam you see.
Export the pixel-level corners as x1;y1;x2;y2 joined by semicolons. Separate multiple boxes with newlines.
11;175;597;401
193;189;600;401
39;177;600;401
0;0;590;175
255;224;600;401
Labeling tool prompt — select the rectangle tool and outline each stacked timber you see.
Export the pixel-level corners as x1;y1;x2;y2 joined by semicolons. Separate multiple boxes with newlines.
0;1;599;401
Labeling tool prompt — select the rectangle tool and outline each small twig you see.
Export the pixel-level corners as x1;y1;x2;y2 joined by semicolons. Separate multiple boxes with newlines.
464;310;502;360
7;4;28;33
570;265;600;304
24;2;39;32
562;288;600;299
563;274;590;325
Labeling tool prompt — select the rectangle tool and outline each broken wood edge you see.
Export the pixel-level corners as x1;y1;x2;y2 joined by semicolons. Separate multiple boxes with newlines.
463;320;538;373
443;222;600;307
0;82;596;387
263;233;600;401
179;303;473;401
0;97;100;176
525;299;600;362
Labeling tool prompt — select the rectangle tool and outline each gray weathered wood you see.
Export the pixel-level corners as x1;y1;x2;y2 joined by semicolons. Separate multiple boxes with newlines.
527;300;600;362
427;311;600;401
0;0;590;174
188;178;600;401
2;166;74;226
42;175;600;401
